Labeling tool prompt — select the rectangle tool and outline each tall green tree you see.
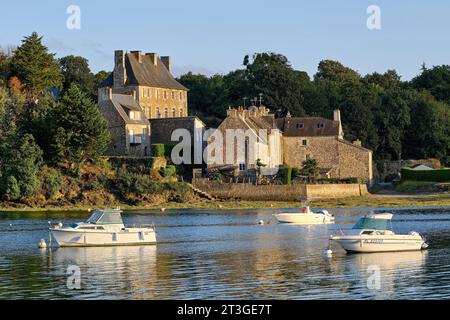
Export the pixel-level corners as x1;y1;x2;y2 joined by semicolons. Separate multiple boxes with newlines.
59;55;95;96
9;32;62;99
48;84;110;166
412;65;450;104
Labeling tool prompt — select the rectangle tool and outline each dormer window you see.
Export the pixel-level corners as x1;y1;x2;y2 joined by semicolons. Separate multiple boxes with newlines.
129;111;141;120
296;123;304;129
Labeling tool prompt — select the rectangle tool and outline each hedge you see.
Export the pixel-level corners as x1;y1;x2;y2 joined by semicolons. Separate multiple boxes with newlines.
161;165;176;178
401;167;450;182
151;144;176;157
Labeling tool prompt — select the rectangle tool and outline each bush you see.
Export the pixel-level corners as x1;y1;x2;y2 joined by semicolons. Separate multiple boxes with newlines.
161;165;176;178
42;167;62;199
4;176;20;201
401;167;450;182
107;156;154;173
279;166;292;185
151;144;165;157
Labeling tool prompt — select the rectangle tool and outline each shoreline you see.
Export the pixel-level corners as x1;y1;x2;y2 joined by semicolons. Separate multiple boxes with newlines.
1;193;450;213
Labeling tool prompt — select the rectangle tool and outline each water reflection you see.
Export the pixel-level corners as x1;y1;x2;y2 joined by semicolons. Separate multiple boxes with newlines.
0;207;449;299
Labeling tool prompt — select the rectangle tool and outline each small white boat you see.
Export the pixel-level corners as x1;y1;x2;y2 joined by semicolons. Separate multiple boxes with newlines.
50;209;157;247
274;206;335;224
330;213;428;253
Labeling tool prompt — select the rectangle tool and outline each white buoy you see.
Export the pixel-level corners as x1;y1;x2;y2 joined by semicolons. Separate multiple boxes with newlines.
39;239;47;249
323;248;333;257
258;220;265;225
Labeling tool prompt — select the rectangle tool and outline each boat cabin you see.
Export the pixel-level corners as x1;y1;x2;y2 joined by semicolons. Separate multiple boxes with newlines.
351;213;394;235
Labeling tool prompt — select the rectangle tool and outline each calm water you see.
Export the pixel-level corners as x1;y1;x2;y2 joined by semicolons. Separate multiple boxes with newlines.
1;206;450;300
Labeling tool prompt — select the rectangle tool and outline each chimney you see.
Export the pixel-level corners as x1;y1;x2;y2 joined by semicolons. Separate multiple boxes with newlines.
161;56;172;74
333;109;344;139
146;53;158;66
353;139;362;147
130;50;142;63
113;50;127;88
227;107;237;117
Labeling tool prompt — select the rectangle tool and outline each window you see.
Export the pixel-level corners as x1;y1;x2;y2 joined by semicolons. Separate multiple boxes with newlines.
179;108;183;117
302;139;307;146
172;108;176;117
172;91;175;100
180;91;183;100
239;163;246;171
296;123;304;129
317;123;325;128
156;107;161;118
129;111;141;120
156;90;159;99
164;90;168;100
164;108;168;118
147;88;151;97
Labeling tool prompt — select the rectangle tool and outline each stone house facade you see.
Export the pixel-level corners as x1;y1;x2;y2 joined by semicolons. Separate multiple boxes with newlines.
99;50;188;120
149;116;206;165
98;90;151;156
206;106;283;174
210;107;373;183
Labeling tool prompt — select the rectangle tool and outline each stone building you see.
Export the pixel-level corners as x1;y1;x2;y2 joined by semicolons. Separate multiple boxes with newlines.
149;116;206;165
209;107;373;183
276;110;372;182
206;106;283;174
98;90;151;156
99;50;188;120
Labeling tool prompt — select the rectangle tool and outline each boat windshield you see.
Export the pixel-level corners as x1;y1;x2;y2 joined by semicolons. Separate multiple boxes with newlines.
352;217;389;230
86;210;123;224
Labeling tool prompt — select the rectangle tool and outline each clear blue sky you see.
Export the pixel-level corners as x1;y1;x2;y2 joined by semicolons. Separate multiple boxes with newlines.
1;0;449;80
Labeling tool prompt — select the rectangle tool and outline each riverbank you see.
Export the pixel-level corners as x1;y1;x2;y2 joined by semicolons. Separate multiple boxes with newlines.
1;193;449;212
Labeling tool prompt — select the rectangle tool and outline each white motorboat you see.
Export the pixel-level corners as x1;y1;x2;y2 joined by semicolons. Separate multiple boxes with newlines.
50;209;157;247
274;206;335;224
330;213;428;253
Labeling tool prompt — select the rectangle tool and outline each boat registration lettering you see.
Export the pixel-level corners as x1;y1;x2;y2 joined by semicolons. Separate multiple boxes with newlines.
363;239;383;244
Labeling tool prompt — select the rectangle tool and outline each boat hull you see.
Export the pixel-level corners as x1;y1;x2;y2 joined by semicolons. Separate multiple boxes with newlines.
331;235;426;253
274;213;334;224
51;229;157;247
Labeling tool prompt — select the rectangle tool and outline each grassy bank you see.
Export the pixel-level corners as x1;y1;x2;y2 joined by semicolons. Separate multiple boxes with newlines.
1;193;450;213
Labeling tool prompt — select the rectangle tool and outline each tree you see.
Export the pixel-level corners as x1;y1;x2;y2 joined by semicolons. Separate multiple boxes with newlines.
301;158;319;182
412;65;450;104
244;52;309;116
48;84;110;166
0;107;43;200
402;92;450;165
59;55;95;97
9;32;62;99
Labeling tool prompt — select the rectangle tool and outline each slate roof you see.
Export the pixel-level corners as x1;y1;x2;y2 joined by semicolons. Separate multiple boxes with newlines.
101;52;187;91
110;94;149;125
275;117;340;137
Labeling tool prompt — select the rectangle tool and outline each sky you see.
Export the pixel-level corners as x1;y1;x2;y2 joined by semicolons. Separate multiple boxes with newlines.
0;0;449;80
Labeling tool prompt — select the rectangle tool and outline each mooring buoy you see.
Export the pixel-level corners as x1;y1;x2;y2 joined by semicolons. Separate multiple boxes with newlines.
258;220;265;225
39;239;47;249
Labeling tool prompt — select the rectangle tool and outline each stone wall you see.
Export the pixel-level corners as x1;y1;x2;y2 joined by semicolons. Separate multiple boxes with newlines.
282;136;373;183
193;179;367;200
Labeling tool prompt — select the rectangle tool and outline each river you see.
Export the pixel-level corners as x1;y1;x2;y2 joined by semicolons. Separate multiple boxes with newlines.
0;207;450;299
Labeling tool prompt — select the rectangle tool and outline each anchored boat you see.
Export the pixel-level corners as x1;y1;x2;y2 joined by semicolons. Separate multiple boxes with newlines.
330;213;428;253
274;206;335;224
50;209;157;247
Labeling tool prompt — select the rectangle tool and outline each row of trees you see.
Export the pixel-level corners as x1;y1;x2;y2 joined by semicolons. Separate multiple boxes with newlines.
0;32;110;201
178;54;450;165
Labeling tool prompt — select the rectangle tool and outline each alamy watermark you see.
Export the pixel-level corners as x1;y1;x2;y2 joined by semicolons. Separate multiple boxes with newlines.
66;5;81;30
367;5;381;30
366;265;381;290
66;265;81;289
